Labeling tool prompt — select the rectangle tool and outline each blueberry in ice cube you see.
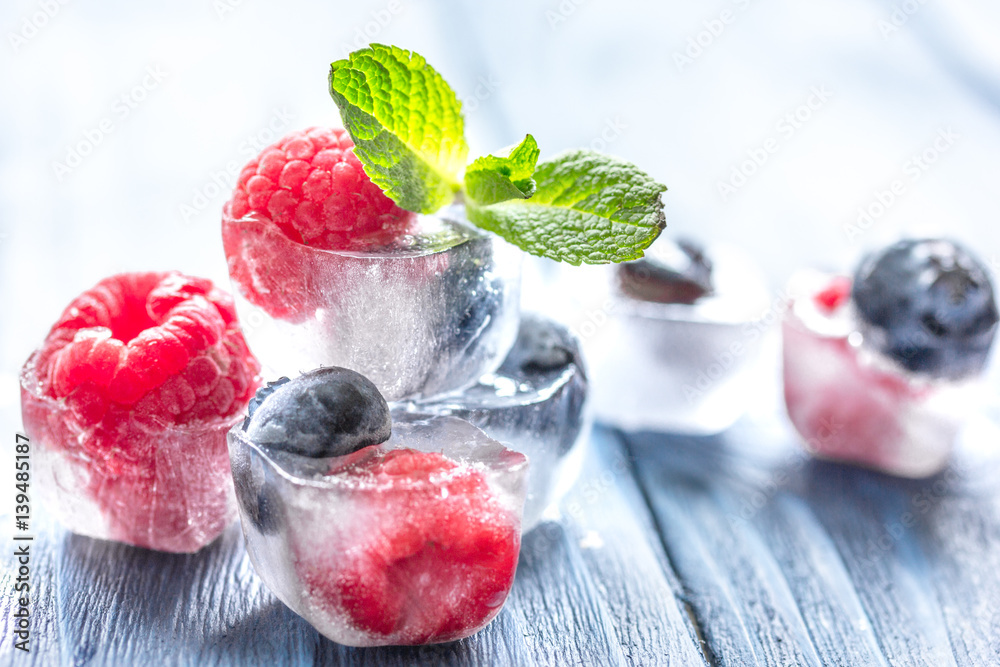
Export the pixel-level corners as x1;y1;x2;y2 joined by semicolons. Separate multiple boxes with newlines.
232;451;283;535
243;376;291;430
496;314;587;457
618;238;713;305
499;313;579;375
244;367;392;458
852;238;999;379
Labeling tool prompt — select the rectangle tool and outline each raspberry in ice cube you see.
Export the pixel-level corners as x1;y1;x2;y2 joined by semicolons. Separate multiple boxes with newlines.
20;271;261;552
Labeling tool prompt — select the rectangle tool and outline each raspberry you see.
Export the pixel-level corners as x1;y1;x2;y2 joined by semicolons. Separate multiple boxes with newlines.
223;127;416;320
229;127;414;250
813;275;852;314
22;271;262;551
298;448;520;644
39;272;257;422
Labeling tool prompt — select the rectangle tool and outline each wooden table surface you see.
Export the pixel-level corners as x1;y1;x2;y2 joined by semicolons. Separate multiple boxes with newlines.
4;406;1000;666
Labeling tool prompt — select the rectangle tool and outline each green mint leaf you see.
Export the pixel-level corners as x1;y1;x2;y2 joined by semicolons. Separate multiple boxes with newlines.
464;134;540;205
466;149;666;264
329;44;468;214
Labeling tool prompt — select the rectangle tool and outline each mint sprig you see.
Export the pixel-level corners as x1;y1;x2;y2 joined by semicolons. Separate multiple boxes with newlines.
329;44;666;263
329;44;467;214
467;150;666;264
464;134;540;206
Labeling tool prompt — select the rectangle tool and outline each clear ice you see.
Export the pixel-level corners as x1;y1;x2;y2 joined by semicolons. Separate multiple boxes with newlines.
783;271;974;478
226;206;523;401
581;246;771;434
20;356;238;553
228;414;528;646
403;314;589;531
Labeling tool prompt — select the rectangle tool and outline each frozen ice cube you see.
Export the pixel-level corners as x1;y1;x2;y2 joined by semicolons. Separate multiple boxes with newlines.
402;314;589;531
224;205;522;401
228;413;528;647
783;271;978;477
20;356;239;553
572;244;771;434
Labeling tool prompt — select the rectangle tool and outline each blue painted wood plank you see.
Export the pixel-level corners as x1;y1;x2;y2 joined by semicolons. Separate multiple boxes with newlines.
559;427;709;666
626;431;825;667
791;461;961;667
624;417;1000;667
5;415;1000;666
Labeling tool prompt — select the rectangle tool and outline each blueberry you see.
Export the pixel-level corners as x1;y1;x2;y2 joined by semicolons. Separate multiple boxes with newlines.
499;314;580;375
231;451;283;535
496;315;587;457
242;376;291;430
852;238;999;379
244;367;391;458
618;238;713;305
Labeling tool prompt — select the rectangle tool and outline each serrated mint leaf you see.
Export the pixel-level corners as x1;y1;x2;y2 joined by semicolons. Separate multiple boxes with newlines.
466;149;666;264
329;44;468;214
464;134;540;206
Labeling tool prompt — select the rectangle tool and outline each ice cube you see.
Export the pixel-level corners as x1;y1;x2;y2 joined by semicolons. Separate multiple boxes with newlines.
577;244;771;434
783;271;976;477
228;413;528;646
403;314;589;531
20;356;238;553
224;205;522;401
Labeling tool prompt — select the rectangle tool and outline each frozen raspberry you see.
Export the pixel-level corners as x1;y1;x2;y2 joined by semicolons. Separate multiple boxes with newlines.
21;271;262;551
229;127;414;250
782;273;952;478
298;448;520;645
223;127;416;320
39;271;257;423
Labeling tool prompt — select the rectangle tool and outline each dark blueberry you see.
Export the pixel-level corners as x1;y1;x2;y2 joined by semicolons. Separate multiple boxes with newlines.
499;313;580;375
231;449;283;535
242;376;291;430
244;367;391;458
618;237;713;305
852;238;999;379
497;315;587;457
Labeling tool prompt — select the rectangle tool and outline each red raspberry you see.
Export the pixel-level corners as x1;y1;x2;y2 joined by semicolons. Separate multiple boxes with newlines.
298;449;521;645
813;275;852;314
223;127;415;320
229;127;414;250
21;271;262;551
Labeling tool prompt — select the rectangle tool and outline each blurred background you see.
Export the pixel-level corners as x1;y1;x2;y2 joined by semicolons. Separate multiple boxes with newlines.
2;0;1000;429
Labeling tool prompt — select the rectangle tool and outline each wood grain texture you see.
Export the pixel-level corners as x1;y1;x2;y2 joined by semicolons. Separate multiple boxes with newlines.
0;429;705;667
625;415;1000;667
3;419;1000;666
